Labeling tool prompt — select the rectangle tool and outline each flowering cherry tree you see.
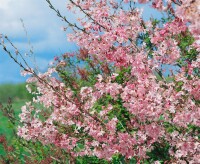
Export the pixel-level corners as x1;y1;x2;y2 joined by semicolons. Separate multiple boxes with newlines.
1;0;200;163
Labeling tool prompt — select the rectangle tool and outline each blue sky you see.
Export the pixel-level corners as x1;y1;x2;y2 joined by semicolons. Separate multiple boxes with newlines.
0;0;162;84
0;0;79;83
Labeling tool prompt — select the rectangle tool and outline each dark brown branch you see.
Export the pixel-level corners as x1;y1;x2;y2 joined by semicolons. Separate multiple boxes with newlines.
46;0;88;34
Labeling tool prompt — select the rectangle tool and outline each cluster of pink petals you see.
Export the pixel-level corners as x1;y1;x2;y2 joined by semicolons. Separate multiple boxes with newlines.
17;0;200;163
176;0;200;48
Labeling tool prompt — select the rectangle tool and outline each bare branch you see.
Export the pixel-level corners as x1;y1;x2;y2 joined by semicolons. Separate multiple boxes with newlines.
46;0;88;33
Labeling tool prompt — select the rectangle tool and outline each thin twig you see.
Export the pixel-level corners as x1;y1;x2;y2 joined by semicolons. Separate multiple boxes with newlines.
46;0;87;33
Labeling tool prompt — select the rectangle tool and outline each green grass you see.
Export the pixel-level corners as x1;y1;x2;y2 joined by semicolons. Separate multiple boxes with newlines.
0;83;32;156
0;99;27;156
0;83;32;103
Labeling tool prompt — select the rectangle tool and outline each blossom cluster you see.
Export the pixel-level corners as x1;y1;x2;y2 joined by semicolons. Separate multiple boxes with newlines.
17;0;200;163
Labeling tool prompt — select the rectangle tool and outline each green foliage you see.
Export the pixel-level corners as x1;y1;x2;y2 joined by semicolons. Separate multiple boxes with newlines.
0;83;32;103
146;142;171;164
115;67;131;84
76;156;108;164
177;31;198;67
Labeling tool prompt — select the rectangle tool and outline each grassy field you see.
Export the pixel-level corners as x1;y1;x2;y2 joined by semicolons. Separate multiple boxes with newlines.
0;100;26;138
0;83;32;156
0;83;32;103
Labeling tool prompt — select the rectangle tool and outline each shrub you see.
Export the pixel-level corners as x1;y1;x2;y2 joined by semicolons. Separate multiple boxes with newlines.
0;0;200;163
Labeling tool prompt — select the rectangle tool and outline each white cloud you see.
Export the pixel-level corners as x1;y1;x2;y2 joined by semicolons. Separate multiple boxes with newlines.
0;0;76;49
0;0;81;83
